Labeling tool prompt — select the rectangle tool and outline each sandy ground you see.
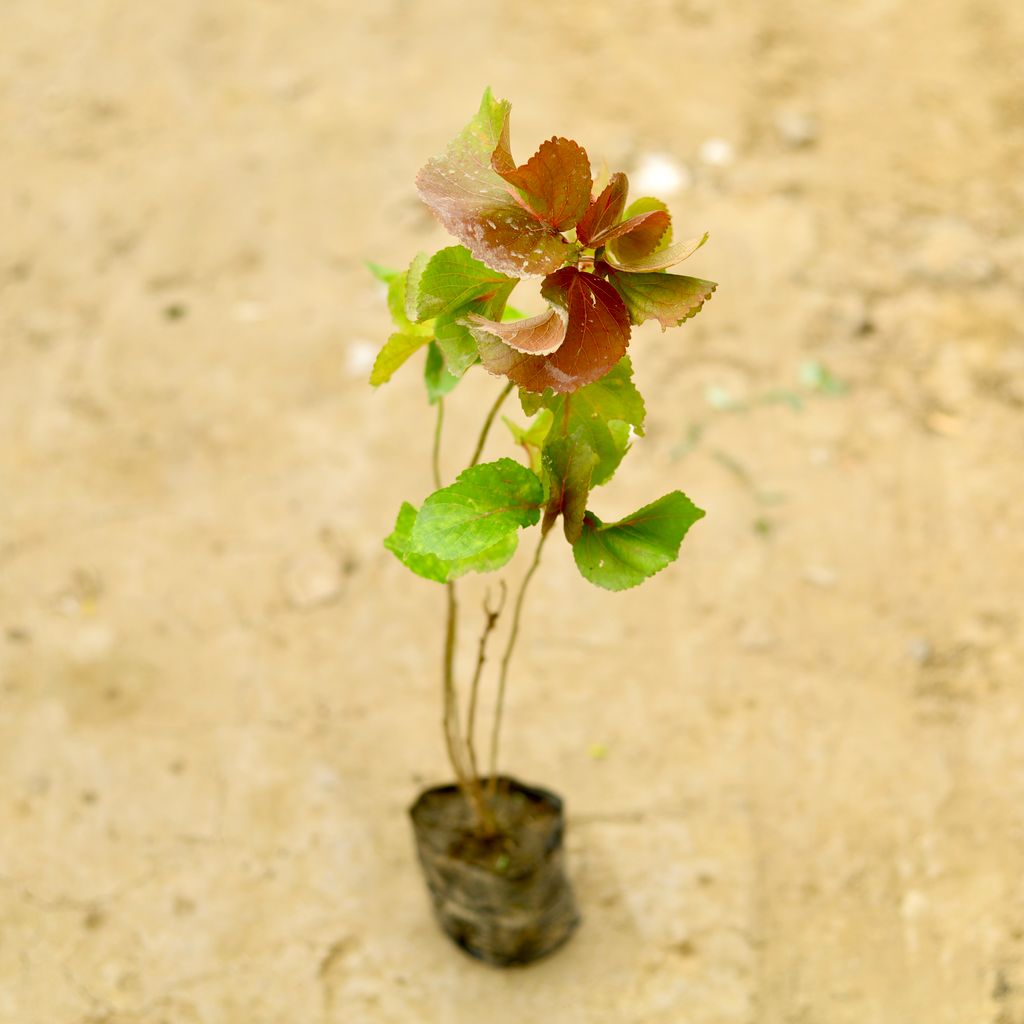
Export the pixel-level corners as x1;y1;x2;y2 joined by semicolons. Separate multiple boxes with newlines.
2;1;1024;1021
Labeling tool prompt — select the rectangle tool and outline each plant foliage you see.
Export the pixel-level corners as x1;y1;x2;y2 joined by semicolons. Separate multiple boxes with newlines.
370;89;716;592
572;492;705;591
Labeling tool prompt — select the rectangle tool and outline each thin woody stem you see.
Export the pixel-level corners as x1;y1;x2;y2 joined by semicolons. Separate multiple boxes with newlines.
488;526;551;797
434;398;471;795
441;581;470;788
431;397;444;489
468;381;514;468
466;582;507;784
435;386;517;831
443;580;495;833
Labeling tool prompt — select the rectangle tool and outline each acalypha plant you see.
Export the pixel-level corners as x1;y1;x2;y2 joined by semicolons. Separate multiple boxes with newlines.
369;89;715;837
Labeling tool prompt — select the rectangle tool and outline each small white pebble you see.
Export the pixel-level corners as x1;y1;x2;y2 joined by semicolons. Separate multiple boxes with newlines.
631;153;691;197
738;619;776;652
901;888;928;920
346;340;377;377
310;763;341;790
698;138;735;167
802;565;838;588
775;109;818;148
66;624;115;665
925;411;963;437
232;301;265;322
906;638;933;665
282;549;344;609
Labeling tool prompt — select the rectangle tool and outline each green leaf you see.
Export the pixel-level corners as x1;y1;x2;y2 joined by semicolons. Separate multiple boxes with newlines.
385;502;517;583
370;332;431;386
434;314;481;377
424;341;459;404
404;251;430;322
411;246;518;378
366;258;434;385
412;458;543;559
519;388;544;417
605;420;633;474
572;491;705;591
366;260;399;284
566;356;647;437
367;260;434;386
503;409;553;477
414;246;517;323
378;268;432;336
609;271;717;329
524;357;647;487
543;430;598;543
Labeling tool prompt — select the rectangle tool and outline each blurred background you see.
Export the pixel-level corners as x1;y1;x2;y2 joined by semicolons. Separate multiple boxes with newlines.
2;1;1022;1021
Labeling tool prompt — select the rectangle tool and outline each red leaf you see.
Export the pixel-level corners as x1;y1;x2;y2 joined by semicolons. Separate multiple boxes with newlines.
492;137;592;231
473;206;573;277
599;209;671;260
603;232;709;272
490;110;516;178
576;173;669;257
607;197;672;262
576;172;627;246
475;268;631;394
415;93;570;276
465;307;567;355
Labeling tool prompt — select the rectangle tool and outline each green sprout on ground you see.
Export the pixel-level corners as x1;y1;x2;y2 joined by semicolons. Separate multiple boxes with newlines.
369;89;716;835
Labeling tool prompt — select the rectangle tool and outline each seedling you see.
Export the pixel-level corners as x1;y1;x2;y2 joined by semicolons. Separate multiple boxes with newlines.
369;90;716;962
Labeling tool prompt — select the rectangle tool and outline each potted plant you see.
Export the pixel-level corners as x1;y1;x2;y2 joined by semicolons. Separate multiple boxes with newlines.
368;90;716;966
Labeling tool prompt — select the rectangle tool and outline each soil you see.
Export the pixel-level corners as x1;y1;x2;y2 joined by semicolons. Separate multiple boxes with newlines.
409;778;577;965
411;778;561;875
3;1;1024;1022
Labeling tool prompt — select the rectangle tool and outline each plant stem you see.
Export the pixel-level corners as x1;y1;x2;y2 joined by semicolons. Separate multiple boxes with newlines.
442;581;470;787
466;583;506;784
446;580;498;833
434;380;523;828
432;397;445;490
435;390;508;832
487;526;551;797
434;397;470;795
468;381;514;469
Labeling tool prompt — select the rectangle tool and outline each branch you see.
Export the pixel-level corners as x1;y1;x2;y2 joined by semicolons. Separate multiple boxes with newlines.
465;582;507;784
431;397;445;489
434;398;471;796
436;379;517;832
442;581;471;790
468;381;514;468
487;527;550;796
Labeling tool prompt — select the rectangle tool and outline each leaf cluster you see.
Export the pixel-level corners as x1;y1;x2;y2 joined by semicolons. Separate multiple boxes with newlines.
370;90;715;591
